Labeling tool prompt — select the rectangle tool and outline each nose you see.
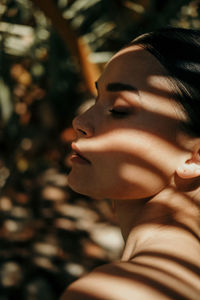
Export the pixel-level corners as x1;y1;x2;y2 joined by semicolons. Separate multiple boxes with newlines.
72;112;94;138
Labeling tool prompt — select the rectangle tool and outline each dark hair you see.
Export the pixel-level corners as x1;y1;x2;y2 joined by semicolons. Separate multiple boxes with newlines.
129;27;200;137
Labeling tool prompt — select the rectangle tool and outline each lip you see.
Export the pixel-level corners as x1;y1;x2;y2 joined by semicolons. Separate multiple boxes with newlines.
70;143;91;164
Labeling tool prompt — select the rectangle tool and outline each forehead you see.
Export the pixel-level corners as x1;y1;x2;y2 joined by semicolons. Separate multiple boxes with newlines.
100;45;168;89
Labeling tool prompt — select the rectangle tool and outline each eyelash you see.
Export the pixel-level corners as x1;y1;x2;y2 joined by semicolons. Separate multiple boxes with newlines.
109;109;129;118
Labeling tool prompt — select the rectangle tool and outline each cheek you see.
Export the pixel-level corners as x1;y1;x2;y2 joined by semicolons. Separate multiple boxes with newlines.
116;162;168;199
93;150;170;199
102;131;180;197
68;130;179;200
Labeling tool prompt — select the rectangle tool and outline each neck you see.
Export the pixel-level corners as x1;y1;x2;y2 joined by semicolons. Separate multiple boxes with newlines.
114;185;200;261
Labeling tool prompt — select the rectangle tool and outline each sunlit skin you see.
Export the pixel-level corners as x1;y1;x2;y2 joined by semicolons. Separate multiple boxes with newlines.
62;46;200;300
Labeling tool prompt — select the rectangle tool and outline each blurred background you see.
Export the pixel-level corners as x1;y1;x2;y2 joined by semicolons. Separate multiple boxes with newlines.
0;0;200;299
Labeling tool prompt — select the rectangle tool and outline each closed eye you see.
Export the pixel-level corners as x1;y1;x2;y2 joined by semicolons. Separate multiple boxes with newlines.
109;109;130;118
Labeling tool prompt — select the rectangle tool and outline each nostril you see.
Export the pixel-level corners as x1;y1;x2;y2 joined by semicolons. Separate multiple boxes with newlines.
78;128;87;135
73;115;93;137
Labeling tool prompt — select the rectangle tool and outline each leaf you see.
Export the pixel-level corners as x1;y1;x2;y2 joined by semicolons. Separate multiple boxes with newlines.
0;78;13;124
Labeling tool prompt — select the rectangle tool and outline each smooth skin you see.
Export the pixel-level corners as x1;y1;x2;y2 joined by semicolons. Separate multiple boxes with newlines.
61;46;200;299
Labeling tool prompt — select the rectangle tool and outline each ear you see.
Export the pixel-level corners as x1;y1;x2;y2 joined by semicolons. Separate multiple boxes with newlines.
176;145;200;179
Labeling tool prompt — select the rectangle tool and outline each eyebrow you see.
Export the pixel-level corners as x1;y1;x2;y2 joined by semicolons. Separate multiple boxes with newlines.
95;81;139;94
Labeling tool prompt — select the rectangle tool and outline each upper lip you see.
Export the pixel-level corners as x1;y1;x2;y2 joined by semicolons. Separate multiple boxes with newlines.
71;143;91;163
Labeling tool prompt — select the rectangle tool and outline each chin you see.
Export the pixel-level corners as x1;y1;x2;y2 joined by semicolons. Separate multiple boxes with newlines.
68;176;91;197
68;178;104;200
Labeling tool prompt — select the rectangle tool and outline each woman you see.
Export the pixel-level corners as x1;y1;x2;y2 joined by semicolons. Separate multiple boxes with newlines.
61;27;200;299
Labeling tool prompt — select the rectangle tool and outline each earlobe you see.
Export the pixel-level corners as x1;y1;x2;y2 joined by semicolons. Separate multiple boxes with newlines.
176;146;200;179
176;163;200;179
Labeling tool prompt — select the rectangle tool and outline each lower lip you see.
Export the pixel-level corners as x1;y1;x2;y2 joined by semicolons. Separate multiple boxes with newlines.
70;154;91;165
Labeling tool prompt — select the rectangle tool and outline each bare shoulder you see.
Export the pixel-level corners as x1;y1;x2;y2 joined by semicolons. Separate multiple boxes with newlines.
60;254;200;300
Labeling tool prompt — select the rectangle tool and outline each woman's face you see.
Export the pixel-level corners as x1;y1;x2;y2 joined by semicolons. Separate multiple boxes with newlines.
68;46;186;200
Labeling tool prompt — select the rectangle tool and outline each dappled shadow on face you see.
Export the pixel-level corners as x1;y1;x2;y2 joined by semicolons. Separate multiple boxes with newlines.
76;100;189;150
130;33;200;87
70;46;200;203
69;137;200;202
95;45;200;140
71;83;195;200
104;47;177;100
124;41;200;137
